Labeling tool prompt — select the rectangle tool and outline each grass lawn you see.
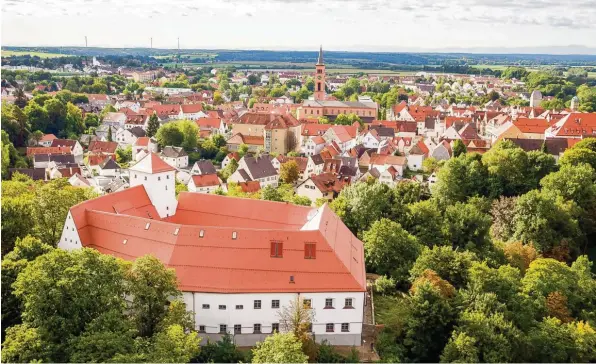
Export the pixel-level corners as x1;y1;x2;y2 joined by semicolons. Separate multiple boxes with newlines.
471;64;510;71
374;294;407;326
2;50;66;58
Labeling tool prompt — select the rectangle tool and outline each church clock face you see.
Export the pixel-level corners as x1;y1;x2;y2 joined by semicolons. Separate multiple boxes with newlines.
317;75;322;80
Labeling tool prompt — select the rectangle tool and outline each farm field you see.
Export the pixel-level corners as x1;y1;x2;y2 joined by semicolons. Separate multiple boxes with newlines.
1;50;67;58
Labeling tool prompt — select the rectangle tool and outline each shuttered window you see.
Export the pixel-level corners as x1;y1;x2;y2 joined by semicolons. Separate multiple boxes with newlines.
305;243;316;259
270;241;283;257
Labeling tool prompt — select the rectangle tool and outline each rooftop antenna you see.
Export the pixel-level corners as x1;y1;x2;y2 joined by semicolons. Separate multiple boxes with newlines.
151;37;153;49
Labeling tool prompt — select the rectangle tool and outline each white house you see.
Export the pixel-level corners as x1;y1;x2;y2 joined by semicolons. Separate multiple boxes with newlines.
187;174;222;193
179;104;206;120
132;137;158;161
98;157;121;177
191;160;217;175
115;127;146;147
160;146;189;169
228;155;279;188
51;139;84;163
303;136;327;157
57;174;366;347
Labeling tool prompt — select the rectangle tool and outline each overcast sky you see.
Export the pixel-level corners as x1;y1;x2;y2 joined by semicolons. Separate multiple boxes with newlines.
2;0;596;53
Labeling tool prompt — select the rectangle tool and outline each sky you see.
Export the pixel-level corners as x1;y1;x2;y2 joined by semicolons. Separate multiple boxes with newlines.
2;0;596;54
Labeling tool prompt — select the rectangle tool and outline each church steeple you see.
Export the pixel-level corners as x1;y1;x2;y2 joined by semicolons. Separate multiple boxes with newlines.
313;45;326;101
317;45;324;65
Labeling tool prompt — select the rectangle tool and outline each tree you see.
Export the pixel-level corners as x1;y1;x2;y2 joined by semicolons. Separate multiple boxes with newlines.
280;160;300;184
43;97;67;135
29;130;43;146
84;113;100;128
528;318;596;362
334;113;361;126
1;235;54;334
125;255;181;338
1;193;35;254
1;324;49;363
440;332;479;363
277;296;315;344
512;190;580;254
363;218;422;282
107;125;113;141
482;140;532;197
193;334;245;363
12;248;127;360
442;201;491;252
65;102;85;137
489;196;518;242
404;200;444;247
147;113;160;138
443;310;525;363
452;139;467;157
559;145;596;170
150;324;201;363
433;153;488;205
409;246;476;289
261;185;283;202
24;101;49;133
13;87;28;108
402;282;457;362
156;123;184;148
220;158;239;181
251;332;308;363
238;143;249;157
502;241;538;274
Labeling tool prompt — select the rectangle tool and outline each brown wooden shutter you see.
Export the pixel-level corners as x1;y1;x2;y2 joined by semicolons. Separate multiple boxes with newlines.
270;241;276;257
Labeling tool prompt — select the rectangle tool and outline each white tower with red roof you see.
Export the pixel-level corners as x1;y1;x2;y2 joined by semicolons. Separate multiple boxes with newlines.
129;152;177;218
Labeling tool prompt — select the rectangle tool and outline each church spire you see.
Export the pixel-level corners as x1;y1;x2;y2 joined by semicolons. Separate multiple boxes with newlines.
317;45;324;65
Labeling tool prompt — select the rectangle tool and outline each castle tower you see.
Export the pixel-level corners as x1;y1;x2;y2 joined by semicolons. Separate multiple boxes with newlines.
571;96;579;111
313;45;326;101
128;152;178;218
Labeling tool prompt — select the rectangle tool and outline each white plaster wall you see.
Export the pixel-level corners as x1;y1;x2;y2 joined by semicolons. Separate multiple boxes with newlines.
129;170;177;218
58;211;83;250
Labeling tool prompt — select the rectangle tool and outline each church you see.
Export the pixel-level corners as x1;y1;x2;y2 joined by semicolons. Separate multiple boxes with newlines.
58;152;367;347
296;46;379;123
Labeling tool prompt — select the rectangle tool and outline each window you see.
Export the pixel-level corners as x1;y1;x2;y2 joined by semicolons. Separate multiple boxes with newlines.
303;299;312;309
174;228;180;236
272;323;279;333
232;231;237;240
234;324;242;334
344;298;353;308
165;185;167;190
305;243;316;259
202;304;210;309
270;241;283;258
219;305;226;310
325;298;334;309
219;324;227;334
253;324;261;334
326;323;334;332
199;325;206;333
272;300;280;309
341;323;350;332
236;305;244;310
167;175;169;179
307;323;313;332
144;176;147;181
158;176;161;181
254;300;261;309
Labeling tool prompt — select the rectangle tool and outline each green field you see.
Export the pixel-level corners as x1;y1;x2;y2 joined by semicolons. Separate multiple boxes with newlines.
2;50;67;58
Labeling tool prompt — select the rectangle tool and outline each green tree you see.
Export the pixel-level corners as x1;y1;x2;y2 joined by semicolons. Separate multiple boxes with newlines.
125;255;181;338
43;97;67;135
442;201;491;252
528;317;596;362
238;143;249;157
156;123;184;147
84;113;100;128
192;334;245;363
251;332;308;363
404;200;444;247
220;158;239;181
512;190;580;254
410;246;477;288
489;196;518;242
1;193;35;254
65;102;85;137
482;140;532;197
363;218;422;282
24;101;50;133
433;153;488;205
402;282;457;362
559;144;596;170
261;185;283;202
1;235;54;334
13;248;127;360
440;332;479;363
146;113;160;138
1;324;49;363
107;125;113;141
452;139;467;157
149;324;201;363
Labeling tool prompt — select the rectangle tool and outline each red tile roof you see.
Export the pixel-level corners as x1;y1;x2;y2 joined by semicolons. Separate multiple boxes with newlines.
196;117;221;129
181;103;203;114
26;146;71;156
89;141;118;154
513;117;551;134
71;191;365;293
134;137;150;147
546;112;596;138
130;153;176;174
237;181;261;193
301;123;332;136
40;133;57;142
191;174;221;187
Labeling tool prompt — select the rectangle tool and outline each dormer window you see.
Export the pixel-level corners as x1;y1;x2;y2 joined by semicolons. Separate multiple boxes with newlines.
199;230;205;238
232;231;237;240
123;239;128;245
145;223;150;230
174;228;180;236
